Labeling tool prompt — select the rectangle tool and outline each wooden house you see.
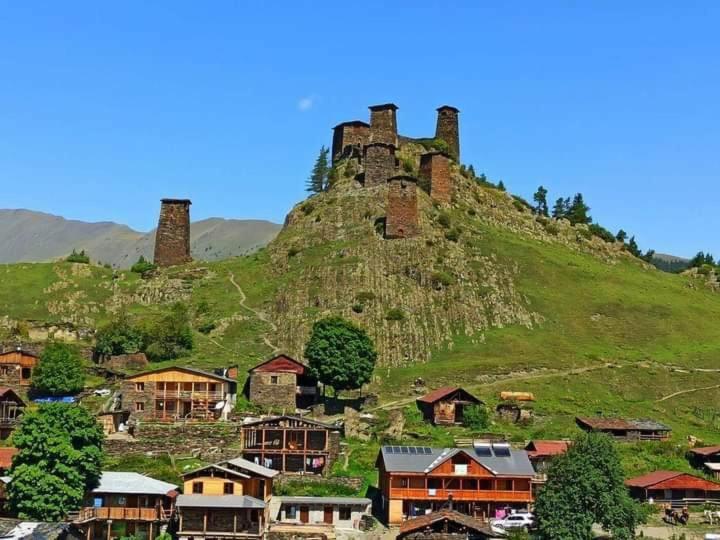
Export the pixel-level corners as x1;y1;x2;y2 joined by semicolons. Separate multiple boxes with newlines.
247;355;318;411
376;442;536;526
524;440;570;474
176;457;277;540
576;417;671;441
417;387;482;426
240;415;341;475
121;367;237;422
397;510;494;539
688;446;720;479
73;471;178;540
626;471;720;506
269;496;372;529
0;388;25;440
0;348;37;388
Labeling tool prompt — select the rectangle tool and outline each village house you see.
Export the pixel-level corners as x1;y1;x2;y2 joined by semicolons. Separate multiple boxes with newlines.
416;387;482;426
269;496;372;530
376;442;536;526
240;415;341;475
121;366;237;422
0;348;37;389
176;457;277;540
73;471;178;540
397;510;493;540
247;355;318;411
626;471;720;506
0;388;25;440
524;440;570;475
688;446;720;480
575;417;671;441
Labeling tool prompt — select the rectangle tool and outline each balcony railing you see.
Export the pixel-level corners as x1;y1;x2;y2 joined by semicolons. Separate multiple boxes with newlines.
389;488;533;502
155;390;224;401
179;523;261;536
75;506;167;522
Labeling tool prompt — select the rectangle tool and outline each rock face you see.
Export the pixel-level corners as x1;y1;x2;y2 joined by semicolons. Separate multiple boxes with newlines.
385;176;419;239
364;143;397;187
420;152;452;204
153;199;192;267
435;106;460;160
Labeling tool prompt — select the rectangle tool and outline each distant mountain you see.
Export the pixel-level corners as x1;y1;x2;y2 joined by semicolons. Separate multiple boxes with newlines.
651;252;690;273
0;209;281;268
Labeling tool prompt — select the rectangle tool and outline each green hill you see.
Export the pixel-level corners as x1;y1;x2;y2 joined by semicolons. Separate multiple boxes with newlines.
2;146;720;475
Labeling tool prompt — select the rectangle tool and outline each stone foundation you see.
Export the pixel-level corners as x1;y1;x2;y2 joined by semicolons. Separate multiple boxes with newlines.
385;176;419;239
153;199;192;267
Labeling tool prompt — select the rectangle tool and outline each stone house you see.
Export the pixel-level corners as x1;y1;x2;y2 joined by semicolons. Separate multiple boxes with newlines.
247;355;318;412
121;366;237;422
240;415;341;476
576;417;671;441
416;387;482;426
0;348;38;389
269;496;371;529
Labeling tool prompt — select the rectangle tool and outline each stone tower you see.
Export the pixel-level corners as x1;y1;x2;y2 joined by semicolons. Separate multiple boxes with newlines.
331;121;370;163
385;175;419;239
153;198;192;267
369;103;399;146
419;152;452;204
363;143;397;187
435;105;460;160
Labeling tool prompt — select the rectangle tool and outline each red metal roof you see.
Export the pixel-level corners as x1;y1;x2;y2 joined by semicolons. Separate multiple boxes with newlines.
417;387;480;405
626;471;720;491
525;440;570;458
0;448;18;470
689;445;720;457
249;355;307;374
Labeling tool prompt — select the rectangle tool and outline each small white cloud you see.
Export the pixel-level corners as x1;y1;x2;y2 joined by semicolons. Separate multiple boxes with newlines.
298;96;314;112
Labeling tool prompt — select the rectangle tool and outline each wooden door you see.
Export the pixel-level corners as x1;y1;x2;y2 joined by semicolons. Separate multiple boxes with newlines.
300;506;309;523
323;506;333;524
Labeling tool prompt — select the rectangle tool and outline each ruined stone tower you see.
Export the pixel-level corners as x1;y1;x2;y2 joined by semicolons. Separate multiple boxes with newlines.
153;199;192;267
385;175;419;239
420;152;452;204
363;143;397;187
435;105;460;160
332;121;370;163
369;103;399;146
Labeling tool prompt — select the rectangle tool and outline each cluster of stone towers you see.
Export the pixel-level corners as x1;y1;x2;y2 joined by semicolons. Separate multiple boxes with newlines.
153;198;192;267
332;104;461;239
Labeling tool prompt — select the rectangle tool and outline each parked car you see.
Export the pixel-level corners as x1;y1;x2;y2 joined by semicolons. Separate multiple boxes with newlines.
93;389;111;396
491;513;535;534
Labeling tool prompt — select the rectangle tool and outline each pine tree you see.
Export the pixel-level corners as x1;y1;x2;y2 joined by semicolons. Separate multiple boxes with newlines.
566;193;591;225
306;146;330;193
615;229;628;243
467;165;476;178
552;197;566;219
497;180;506;191
627;236;641;257
533;186;549;216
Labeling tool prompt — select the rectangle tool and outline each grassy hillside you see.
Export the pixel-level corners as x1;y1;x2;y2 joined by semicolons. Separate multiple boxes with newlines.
2;152;720;480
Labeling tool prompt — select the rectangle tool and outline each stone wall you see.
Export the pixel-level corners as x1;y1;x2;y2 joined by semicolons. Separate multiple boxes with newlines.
332;122;370;163
385;176;419;239
105;353;148;371
153;199;192;267
435;106;460;160
369;104;398;146
248;372;297;412
363;143;397;187
419;152;452;204
0;365;23;389
122;379;156;421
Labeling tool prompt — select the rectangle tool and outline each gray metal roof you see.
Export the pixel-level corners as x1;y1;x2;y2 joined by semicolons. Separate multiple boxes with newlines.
176;495;265;509
379;446;535;477
226;457;279;478
182;463;250;480
276;496;372;506
92;472;178;495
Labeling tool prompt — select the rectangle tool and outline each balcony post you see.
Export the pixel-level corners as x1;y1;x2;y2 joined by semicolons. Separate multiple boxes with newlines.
106;520;112;540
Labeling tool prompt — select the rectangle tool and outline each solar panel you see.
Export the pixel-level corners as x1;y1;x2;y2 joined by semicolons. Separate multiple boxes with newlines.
384;446;394;454
423;447;432;455
400;446;409;454
392;446;402;453
409;447;418;454
493;443;511;457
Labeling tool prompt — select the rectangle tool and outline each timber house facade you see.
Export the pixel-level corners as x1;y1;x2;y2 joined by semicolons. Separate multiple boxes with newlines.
0;348;37;389
416;387;482;426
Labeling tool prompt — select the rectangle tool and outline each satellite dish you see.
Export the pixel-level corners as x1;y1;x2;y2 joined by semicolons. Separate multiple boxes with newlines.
215;401;226;410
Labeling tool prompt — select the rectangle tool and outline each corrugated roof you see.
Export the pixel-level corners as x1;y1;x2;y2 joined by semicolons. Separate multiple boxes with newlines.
182;463;250;480
249;355;307;374
126;366;235;384
399;510;490;536
276;496;371;506
576;417;671;432
241;415;339;431
91;472;178;495
226;457;279;478
525;441;570;458
379;446;535;477
417;387;480;405
626;471;720;491
0;449;18;470
176;495;265;509
690;445;720;457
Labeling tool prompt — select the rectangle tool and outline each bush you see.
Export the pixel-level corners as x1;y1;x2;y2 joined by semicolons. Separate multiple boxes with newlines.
94;315;143;358
66;249;90;264
142;303;194;361
301;201;315;215
444;227;461;242
288;246;301;258
512;195;533;212
198;321;216;334
32;343;85;396
401;156;415;174
351;303;364;314
467;208;477;217
430;271;453;289
544;222;560;236
355;291;376;303
463;404;490;430
385;308;405;321
130;256;155;274
589;223;616;244
437;212;451;228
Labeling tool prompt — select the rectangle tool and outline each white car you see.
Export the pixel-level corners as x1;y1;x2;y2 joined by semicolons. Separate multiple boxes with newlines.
491;513;535;534
93;389;111;396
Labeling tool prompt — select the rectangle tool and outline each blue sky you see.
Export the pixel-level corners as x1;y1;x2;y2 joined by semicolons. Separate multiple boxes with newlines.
1;2;718;257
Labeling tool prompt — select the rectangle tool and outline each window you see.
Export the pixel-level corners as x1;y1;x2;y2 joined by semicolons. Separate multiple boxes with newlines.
480;479;492;490
135;382;144;391
223;482;234;495
454;464;468;475
285;505;297;520
192;482;203;494
270;376;279;385
339;507;351;520
135;402;145;412
21;368;31;380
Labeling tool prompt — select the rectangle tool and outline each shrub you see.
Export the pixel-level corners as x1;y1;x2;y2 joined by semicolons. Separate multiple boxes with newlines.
355;291;376;303
437;212;451;228
588;223;616;244
385;308;405;321
198;321;216;334
467;208;477;217
142;303;193;361
444;227;461;242
512;196;532;213
351;303;364;314
430;271;453;289
94;315;143;358
130;256;155;274
301;201;315;215
401;156;415;174
66;249;90;264
544;222;560;236
463;404;490;430
288;246;301;258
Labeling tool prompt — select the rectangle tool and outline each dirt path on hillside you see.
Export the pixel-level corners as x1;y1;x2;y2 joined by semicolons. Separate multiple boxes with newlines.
228;272;280;354
657;384;720;402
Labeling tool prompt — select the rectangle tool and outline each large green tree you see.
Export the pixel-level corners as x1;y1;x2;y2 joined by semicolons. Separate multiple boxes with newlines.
9;403;104;520
304;317;377;395
534;432;643;540
306;146;330;193
32;342;85;396
142;302;194;361
94;313;144;358
533;185;549;217
566;193;592;225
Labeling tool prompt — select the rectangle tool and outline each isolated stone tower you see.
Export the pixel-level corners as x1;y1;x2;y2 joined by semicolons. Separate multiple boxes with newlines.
331;121;370;163
369;103;399;146
435;105;460;160
363;143;397;187
420;152;452;204
385;176;419;239
153;198;192;267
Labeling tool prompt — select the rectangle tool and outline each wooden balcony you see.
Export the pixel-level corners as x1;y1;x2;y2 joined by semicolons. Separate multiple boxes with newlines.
155;390;224;401
179;524;261;537
75;506;168;522
389;488;533;503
